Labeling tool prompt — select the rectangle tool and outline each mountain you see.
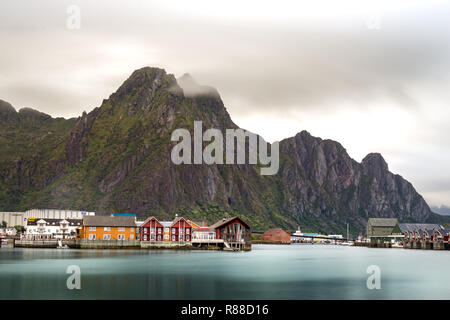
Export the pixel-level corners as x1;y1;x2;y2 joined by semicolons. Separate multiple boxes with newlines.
0;67;444;234
431;205;450;216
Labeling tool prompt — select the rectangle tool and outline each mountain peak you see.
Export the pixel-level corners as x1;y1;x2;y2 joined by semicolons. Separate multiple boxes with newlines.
297;130;312;138
0;99;18;122
361;152;388;172
112;66;180;100
0;99;16;114
18;107;51;120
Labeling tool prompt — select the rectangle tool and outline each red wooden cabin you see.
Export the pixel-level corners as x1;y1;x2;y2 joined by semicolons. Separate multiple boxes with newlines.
140;216;164;242
170;217;192;242
210;217;251;248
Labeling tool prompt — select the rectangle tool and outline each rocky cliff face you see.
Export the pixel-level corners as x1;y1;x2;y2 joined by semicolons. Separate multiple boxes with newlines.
0;67;440;233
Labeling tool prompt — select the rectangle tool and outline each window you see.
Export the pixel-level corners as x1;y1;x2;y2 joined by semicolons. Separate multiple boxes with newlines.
158;228;162;234
104;227;111;231
172;228;176;233
150;227;155;233
186;235;190;241
118;227;125;232
164;235;169;240
118;234;125;240
143;235;147;241
130;234;134;240
144;228;148;234
89;234;96;240
130;228;134;232
164;227;169;233
172;235;175;241
157;235;161;241
103;234;111;240
186;228;190;234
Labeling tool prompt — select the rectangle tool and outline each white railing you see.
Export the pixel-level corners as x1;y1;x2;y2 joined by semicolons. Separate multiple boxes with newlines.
192;239;224;243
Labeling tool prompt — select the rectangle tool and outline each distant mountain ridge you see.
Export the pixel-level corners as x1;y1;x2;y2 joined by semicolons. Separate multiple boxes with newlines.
431;205;450;216
0;67;445;234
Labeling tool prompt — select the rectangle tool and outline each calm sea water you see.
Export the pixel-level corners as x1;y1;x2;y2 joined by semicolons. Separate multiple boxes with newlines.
1;244;450;300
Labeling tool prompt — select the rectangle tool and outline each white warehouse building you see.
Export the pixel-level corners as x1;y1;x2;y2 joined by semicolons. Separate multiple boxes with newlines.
0;209;95;228
0;212;25;227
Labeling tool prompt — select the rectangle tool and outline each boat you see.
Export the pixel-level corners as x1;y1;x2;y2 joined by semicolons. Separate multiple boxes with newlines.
0;235;8;247
340;223;354;246
292;226;303;237
391;240;403;248
57;239;69;249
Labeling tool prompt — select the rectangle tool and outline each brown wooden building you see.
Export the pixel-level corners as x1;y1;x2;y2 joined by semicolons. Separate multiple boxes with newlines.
263;228;291;243
210;217;251;250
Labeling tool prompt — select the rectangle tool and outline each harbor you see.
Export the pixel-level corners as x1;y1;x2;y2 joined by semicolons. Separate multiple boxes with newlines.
3;210;450;252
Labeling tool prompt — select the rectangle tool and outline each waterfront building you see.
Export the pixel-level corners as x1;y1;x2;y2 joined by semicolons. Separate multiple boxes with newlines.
433;227;450;240
24;218;81;240
140;216;164;241
0;212;25;227
24;209;95;220
0;209;95;228
140;216;193;243
263;228;291;243
171;216;193;242
192;227;216;242
78;216;136;240
210;217;251;249
399;223;449;249
161;221;172;241
366;218;404;243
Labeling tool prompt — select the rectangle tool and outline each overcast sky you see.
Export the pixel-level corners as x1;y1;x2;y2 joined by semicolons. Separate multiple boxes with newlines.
1;0;450;208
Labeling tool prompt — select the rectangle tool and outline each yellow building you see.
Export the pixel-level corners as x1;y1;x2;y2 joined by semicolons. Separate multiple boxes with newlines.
78;216;136;240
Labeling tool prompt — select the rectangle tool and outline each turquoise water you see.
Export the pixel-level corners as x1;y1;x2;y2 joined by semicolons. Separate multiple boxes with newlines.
1;244;450;299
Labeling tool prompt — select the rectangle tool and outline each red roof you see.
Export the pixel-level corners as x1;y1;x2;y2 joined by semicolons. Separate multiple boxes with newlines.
209;217;250;230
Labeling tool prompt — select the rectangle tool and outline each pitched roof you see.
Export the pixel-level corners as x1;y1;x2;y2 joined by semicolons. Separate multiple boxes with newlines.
187;220;204;228
263;228;289;236
398;223;442;233
435;226;450;236
171;216;193;227
83;216;136;227
141;216;162;227
27;218;82;226
209;217;250;230
368;218;398;227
